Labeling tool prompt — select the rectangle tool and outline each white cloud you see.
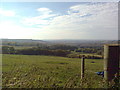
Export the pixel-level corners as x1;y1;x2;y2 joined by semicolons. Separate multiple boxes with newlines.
0;8;16;17
22;14;57;26
22;17;50;26
68;3;118;17
37;8;52;14
0;21;39;39
22;8;57;27
1;3;117;40
38;3;118;40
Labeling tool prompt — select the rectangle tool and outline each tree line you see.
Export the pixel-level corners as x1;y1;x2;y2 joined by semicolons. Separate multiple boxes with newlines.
1;46;70;57
75;47;103;55
1;45;103;59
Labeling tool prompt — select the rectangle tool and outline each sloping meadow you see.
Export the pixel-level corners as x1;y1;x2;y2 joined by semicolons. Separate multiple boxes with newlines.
2;54;104;88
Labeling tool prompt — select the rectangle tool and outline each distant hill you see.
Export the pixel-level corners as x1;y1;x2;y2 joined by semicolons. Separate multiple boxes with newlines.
1;39;47;43
1;39;118;47
44;39;118;47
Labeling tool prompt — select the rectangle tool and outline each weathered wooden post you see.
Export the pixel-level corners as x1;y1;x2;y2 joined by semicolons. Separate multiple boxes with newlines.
81;55;85;80
104;44;119;82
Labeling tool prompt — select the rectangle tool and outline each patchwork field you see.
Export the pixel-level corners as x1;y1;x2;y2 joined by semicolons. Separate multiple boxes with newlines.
2;54;104;88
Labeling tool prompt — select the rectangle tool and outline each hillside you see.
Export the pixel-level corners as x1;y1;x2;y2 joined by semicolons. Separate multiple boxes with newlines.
1;39;118;47
2;54;104;88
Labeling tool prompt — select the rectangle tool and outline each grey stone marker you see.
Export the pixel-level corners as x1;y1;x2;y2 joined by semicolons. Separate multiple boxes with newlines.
104;44;119;81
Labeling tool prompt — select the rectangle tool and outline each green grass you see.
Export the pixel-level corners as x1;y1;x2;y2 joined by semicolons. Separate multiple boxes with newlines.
2;54;105;88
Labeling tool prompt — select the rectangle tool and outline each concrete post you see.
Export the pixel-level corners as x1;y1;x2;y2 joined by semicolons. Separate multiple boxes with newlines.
104;44;119;81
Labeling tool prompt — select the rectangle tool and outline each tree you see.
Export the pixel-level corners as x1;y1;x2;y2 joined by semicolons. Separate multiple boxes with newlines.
2;46;15;54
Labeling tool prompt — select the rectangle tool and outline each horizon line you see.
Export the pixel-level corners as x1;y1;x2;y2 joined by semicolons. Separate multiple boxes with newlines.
0;38;119;41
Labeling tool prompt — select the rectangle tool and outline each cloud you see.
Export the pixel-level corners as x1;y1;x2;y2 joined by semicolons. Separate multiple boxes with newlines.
37;8;52;14
22;17;50;26
4;3;117;40
0;8;16;17
22;7;57;27
68;3;118;17
0;21;39;39
38;3;118;40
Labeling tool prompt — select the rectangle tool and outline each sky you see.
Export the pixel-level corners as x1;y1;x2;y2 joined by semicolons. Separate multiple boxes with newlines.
0;2;118;40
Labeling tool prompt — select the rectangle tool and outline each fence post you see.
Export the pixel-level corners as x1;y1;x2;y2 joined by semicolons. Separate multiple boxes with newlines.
81;56;85;80
104;44;119;82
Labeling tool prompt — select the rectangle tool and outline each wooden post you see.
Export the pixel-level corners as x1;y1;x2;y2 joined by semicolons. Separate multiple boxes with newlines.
104;44;119;82
81;56;85;80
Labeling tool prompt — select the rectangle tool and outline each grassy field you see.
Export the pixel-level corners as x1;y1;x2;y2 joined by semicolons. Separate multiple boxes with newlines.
2;54;105;88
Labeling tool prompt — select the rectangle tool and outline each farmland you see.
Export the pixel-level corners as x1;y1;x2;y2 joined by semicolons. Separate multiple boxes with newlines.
2;54;104;88
2;39;118;88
